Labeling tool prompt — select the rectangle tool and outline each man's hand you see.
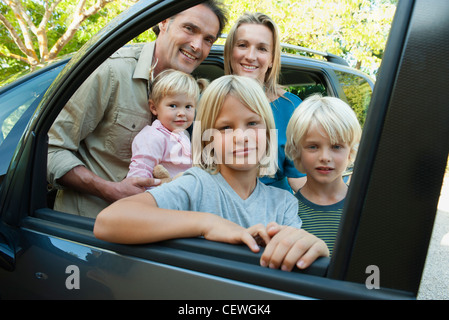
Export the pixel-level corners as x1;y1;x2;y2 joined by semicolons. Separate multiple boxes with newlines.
103;176;161;202
58;165;160;203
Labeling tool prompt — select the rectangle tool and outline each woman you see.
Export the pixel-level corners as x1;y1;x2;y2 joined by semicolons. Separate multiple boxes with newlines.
224;12;306;192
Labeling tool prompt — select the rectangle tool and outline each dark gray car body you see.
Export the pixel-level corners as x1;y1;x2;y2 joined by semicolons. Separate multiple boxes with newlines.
0;0;448;300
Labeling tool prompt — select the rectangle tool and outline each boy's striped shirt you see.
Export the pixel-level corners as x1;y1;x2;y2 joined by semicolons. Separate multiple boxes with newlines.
295;191;344;255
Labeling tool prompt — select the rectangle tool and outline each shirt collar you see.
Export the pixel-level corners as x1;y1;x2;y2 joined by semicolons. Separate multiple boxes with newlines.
133;42;156;81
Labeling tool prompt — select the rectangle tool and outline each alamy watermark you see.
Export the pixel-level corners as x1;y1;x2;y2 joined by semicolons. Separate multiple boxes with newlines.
171;124;278;169
65;265;80;290
365;265;380;289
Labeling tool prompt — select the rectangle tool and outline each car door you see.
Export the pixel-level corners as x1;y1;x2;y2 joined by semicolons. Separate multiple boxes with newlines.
329;0;449;294
0;0;447;300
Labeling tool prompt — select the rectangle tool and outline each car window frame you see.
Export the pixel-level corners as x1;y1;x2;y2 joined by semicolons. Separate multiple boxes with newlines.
0;0;371;298
0;0;371;287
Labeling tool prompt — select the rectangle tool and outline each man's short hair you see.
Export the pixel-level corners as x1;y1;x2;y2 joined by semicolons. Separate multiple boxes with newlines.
152;0;228;39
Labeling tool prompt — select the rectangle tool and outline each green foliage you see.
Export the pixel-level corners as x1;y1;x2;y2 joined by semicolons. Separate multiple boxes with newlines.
334;70;372;126
342;80;372;127
1;0;397;82
0;0;137;81
223;0;397;76
287;84;327;101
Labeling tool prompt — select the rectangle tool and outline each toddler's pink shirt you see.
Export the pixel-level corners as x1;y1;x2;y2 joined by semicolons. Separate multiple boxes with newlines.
127;120;192;181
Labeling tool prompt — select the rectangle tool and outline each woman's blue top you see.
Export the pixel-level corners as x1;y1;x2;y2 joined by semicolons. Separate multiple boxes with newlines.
260;91;305;192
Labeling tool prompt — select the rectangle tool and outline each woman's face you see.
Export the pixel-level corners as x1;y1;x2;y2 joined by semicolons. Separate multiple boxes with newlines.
231;23;273;84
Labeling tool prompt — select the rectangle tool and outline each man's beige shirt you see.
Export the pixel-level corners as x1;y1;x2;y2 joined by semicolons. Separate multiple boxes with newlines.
48;42;155;218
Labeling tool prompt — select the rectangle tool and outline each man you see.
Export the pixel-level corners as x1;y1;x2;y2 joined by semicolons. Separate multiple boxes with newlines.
47;1;227;218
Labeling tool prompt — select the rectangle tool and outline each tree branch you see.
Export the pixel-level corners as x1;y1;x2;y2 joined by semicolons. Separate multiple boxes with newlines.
36;0;63;62
0;50;29;64
0;12;34;64
2;0;126;67
5;0;38;64
48;0;115;60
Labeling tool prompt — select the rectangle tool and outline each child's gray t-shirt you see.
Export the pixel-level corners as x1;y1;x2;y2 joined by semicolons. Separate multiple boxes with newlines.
148;167;301;229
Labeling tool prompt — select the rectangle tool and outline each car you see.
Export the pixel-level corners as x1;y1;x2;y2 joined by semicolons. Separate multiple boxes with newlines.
0;0;447;301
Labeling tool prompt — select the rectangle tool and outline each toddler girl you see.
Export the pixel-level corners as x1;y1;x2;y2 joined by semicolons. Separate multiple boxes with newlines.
127;69;207;182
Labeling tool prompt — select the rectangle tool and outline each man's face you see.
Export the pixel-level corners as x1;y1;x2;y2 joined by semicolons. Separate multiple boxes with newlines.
155;4;220;74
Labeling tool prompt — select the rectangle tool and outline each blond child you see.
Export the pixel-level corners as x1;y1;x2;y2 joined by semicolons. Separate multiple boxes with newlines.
127;69;207;182
95;76;329;271
285;94;362;255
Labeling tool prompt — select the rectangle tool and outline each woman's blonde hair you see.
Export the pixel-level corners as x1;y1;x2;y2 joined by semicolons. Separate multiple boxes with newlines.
223;12;282;99
192;75;278;177
285;94;362;173
148;69;208;121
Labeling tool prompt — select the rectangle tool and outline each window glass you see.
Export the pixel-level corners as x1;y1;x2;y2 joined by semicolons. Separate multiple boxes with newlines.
192;63;224;82
0;64;65;145
281;69;329;101
334;70;372;126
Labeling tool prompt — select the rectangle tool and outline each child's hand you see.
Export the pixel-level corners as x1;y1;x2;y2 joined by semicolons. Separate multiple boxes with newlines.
246;223;273;247
260;224;329;272
201;216;261;253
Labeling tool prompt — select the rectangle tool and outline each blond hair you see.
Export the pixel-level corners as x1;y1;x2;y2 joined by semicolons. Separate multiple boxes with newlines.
148;69;208;121
224;12;282;99
285;95;362;173
192;75;277;176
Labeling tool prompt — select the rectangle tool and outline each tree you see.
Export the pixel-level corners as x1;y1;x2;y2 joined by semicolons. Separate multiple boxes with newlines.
0;0;136;79
1;0;397;82
223;0;397;76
